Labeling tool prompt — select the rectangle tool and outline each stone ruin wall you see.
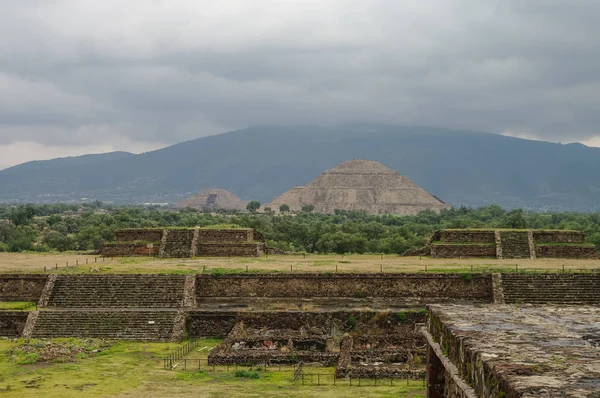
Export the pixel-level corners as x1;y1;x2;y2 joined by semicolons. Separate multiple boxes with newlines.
199;311;427;367
197;243;264;257
532;230;585;243
0;274;48;301
195;274;493;302
0;312;29;337
439;230;495;243
536;244;598;259
101;243;160;257
427;307;512;398
431;244;496;258
198;229;255;242
115;229;164;242
431;229;598;259
103;228;266;257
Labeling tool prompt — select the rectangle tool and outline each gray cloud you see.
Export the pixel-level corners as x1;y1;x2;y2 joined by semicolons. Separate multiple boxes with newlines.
1;0;600;168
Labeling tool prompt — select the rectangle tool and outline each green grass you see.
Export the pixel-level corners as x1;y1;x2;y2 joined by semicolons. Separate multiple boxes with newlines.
0;302;36;311
0;339;425;397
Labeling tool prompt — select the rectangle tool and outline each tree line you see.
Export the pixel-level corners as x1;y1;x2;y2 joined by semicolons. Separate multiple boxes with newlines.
1;203;600;254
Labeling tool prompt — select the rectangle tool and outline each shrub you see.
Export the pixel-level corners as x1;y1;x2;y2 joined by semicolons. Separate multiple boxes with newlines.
234;370;260;379
396;312;408;323
346;315;357;329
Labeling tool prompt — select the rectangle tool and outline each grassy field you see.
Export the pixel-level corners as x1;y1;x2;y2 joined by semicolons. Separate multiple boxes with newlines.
0;338;425;398
0;252;599;274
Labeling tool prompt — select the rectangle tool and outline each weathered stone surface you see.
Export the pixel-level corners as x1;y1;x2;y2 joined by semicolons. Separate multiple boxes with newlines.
265;159;451;215
196;274;494;302
0;274;47;301
102;227;268;258
501;273;600;304
439;230;495;243
46;274;187;308
427;304;600;397
536;244;598;259
197;242;264;257
115;229;164;242
100;243;159;256
431;244;496;258
0;311;29;336
429;229;599;259
31;309;179;341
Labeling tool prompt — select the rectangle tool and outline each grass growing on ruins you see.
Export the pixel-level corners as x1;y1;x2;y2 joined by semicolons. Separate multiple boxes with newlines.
0;338;425;397
0;302;36;311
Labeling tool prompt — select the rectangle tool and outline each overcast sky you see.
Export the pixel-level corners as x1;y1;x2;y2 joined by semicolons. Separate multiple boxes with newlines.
1;0;599;170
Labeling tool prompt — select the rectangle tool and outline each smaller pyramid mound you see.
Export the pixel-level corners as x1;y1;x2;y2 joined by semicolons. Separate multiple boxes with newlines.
265;159;450;215
176;188;247;211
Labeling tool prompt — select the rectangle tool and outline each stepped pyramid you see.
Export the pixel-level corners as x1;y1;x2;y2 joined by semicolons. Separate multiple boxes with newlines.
265;159;451;215
176;188;247;211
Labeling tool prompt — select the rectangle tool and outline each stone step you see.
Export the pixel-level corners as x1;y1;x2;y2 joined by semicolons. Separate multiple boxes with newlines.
47;275;187;308
31;310;177;341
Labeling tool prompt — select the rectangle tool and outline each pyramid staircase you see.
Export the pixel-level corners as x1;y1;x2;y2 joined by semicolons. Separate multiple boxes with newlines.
31;310;178;341
46;275;186;308
498;231;533;259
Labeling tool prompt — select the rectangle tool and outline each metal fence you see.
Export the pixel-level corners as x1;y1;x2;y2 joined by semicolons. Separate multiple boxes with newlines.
294;372;426;387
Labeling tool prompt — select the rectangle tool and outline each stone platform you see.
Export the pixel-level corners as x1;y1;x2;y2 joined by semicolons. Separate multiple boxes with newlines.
425;304;600;397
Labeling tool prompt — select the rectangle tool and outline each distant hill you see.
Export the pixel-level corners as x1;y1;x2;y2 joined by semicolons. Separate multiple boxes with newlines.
1;124;600;211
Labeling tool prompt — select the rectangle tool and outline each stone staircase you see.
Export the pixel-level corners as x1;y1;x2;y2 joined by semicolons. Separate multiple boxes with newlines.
499;231;532;259
160;229;195;258
31;310;178;341
46;275;187;308
502;273;600;304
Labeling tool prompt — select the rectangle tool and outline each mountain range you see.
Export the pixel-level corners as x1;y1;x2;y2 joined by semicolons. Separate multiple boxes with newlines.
1;124;599;211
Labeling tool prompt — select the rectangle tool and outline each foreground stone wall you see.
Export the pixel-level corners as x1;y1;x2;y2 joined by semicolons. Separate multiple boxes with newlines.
430;244;496;258
0;274;48;301
0;312;29;336
115;229;164;242
196;274;493;302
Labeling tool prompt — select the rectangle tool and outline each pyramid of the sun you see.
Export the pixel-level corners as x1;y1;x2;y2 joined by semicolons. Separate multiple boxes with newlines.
265;159;451;215
176;188;247;211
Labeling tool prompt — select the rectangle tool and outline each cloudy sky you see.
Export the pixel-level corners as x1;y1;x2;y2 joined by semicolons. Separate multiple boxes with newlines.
1;0;599;170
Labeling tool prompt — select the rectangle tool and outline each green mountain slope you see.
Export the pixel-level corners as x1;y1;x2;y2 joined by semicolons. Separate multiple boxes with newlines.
1;124;599;211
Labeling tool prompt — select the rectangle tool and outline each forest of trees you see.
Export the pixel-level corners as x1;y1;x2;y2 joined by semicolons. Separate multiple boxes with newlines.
1;202;600;254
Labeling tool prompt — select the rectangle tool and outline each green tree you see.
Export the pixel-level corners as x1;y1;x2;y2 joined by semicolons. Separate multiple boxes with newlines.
301;204;315;213
9;205;36;226
279;204;290;213
246;200;261;213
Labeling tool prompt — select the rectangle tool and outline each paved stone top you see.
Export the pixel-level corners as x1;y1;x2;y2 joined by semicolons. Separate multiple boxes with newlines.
429;304;600;397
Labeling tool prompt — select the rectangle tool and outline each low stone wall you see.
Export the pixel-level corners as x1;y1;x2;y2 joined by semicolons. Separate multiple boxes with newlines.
0;312;28;336
115;229;164;242
101;243;159;257
196;274;493;302
197;243;264;257
0;274;48;301
198;229;255;243
431;244;496;258
439;230;495;243
536;244;598;259
533;231;585;243
186;312;237;337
